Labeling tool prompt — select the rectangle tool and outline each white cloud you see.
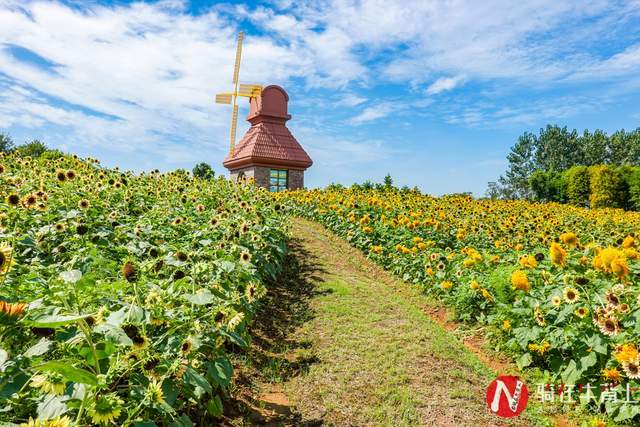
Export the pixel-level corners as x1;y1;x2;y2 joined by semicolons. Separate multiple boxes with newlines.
0;0;639;176
426;76;465;95
339;93;367;106
349;103;394;124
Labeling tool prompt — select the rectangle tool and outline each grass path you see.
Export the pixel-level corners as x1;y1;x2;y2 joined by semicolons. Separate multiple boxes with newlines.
227;218;537;426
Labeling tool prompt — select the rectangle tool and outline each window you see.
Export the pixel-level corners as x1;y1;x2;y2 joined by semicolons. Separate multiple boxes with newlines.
269;169;288;192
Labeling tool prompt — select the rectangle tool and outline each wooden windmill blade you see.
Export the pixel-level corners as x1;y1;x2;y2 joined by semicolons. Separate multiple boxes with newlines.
232;32;244;84
238;84;262;98
229;104;239;153
215;93;232;104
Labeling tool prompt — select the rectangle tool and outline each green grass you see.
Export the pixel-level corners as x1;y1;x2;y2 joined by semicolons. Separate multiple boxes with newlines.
228;218;570;425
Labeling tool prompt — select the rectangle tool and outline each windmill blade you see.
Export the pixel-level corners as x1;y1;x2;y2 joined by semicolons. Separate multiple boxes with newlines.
232;32;244;84
238;84;262;98
215;93;232;104
229;104;239;152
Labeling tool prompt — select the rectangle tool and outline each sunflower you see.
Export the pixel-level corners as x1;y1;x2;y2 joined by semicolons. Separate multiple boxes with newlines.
518;254;537;268
0;301;28;321
502;319;511;331
245;282;259;301
599;247;624;272
623;358;640;380
551;295;562;306
528;341;551;355
78;199;90;209
228;312;245;330
122;261;137;282
511;270;530;292
614;344;639;364
605;290;620;307
549;242;567;266
602;367;623;382
599;316;621;337
88;393;123;425
240;251;252;262
146;380;165;405
575;307;589;318
20;416;72;427
132;335;149;349
0;244;14;274
441;280;453;290
622;235;635;248
611;258;629;279
534;306;545;326
7;193;20;206
30;372;66;395
563;287;580;304
180;338;194;355
21;194;37;208
481;288;493;302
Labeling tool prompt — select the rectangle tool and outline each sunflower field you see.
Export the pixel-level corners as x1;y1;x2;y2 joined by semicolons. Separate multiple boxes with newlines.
282;187;640;422
0;152;287;425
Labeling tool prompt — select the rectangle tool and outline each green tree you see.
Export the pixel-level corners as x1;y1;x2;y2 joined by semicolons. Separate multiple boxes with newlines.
0;133;14;153
485;181;501;200
500;132;537;199
589;165;625;209
14;140;48;157
534;125;582;171
581;129;608;166
192;162;215;180
625;167;640;211
529;170;566;203
383;173;393;188
564;166;591;207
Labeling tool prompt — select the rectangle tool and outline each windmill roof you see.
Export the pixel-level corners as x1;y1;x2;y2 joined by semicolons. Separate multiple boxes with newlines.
223;121;313;170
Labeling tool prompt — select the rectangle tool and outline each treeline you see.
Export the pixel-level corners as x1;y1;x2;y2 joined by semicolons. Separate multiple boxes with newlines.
0;133;63;158
487;125;640;209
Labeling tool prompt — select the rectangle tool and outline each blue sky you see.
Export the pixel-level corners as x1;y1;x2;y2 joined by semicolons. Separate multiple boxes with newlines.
1;0;640;195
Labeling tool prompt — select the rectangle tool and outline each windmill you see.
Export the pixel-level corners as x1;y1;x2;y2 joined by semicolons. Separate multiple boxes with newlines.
215;32;263;154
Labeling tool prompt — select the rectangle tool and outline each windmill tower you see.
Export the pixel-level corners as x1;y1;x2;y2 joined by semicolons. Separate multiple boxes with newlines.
215;32;313;191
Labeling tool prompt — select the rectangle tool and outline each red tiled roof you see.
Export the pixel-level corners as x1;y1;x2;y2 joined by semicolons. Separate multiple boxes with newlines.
223;85;313;171
223;121;313;170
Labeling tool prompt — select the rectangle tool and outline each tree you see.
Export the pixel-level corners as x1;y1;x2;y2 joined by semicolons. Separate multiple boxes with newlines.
485;181;502;200
534;125;582;171
0;133;14;153
192;162;215;180
565;166;590;207
383;173;393;188
14;140;48;157
500;132;537;199
589;165;625;209
581;129;607;166
529;170;566;203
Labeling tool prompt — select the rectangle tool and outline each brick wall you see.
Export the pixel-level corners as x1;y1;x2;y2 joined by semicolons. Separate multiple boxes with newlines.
229;166;270;188
288;169;304;190
230;166;305;190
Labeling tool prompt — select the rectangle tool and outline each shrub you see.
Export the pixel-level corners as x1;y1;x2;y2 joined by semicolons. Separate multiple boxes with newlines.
564;166;591;207
14;140;48;158
625;167;640;211
589;165;624;209
528;170;566;202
